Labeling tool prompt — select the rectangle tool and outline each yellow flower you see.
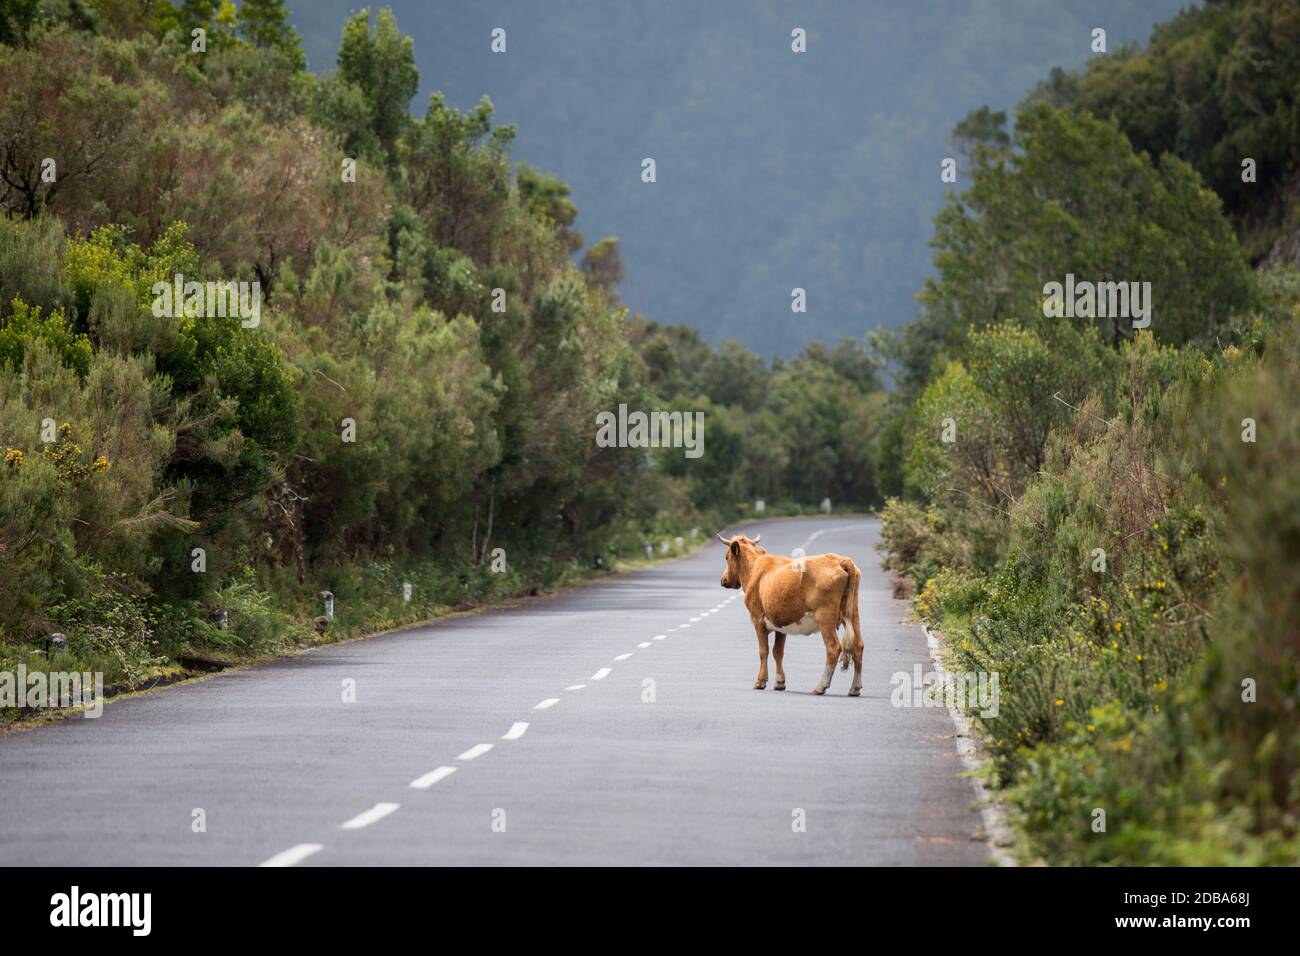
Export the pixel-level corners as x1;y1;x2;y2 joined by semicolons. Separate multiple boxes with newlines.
1054;698;1064;707
92;455;110;473
1155;679;1167;692
1086;724;1095;732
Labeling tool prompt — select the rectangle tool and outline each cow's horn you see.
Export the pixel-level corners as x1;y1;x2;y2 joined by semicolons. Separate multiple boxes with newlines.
751;533;761;543
715;532;732;544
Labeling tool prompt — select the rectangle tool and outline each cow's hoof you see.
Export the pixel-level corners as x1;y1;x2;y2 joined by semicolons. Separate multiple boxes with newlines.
754;681;766;690
848;687;861;697
774;683;786;691
812;686;826;696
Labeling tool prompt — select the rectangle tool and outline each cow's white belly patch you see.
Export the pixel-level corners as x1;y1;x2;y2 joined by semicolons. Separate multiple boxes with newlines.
765;612;819;635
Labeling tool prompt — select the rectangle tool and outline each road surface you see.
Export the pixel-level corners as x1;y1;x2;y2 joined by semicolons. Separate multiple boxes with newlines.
0;517;992;866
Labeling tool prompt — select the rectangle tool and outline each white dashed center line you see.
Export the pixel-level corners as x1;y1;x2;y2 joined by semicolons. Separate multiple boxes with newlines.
340;802;400;830
502;721;529;740
410;766;457;789
614;653;632;661
535;698;560;710
565;683;586;691
637;642;651;648
653;634;667;640
457;743;494;761
259;843;323;867
591;667;611;681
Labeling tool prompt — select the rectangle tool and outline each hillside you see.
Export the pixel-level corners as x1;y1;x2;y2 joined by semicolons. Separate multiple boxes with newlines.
287;0;1188;357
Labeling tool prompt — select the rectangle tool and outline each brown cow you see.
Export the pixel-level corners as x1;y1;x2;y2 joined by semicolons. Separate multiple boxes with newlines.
718;533;863;696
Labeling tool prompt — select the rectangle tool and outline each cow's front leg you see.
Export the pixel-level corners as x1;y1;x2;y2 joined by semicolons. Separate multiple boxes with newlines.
753;625;770;690
772;633;787;690
812;623;839;695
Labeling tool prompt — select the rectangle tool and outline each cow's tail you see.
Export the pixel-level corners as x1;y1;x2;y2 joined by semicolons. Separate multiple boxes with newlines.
837;559;861;671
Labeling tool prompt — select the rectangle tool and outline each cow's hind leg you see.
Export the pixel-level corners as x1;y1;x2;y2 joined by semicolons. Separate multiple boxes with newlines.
812;618;840;696
773;633;787;690
849;634;864;696
849;605;864;697
753;624;770;690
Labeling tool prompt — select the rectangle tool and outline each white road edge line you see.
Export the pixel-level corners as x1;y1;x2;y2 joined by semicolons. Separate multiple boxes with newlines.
502;721;529;740
535;698;560;710
591;667;611;681
457;743;494;761
259;843;324;867
410;766;457;789
340;802;400;830
922;621;1015;867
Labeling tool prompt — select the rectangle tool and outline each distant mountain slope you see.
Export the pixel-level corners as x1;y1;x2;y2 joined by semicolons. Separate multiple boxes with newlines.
288;0;1189;356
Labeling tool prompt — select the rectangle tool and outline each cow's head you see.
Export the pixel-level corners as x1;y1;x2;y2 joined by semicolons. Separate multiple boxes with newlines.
717;533;761;590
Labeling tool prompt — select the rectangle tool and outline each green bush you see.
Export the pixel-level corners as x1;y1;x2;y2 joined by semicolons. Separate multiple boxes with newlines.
0;297;91;378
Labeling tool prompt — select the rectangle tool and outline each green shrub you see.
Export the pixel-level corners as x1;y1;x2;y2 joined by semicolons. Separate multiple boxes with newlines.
194;576;309;653
0;297;91;378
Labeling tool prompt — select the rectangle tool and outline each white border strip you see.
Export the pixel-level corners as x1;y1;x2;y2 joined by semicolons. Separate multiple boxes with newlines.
922;622;1016;867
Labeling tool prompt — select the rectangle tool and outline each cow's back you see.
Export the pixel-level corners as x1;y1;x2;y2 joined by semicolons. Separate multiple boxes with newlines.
749;552;853;630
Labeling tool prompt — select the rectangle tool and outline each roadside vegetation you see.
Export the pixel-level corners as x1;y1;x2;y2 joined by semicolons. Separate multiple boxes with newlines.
875;0;1300;863
0;2;883;713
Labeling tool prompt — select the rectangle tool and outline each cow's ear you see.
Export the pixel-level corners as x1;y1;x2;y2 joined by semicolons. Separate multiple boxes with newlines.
729;540;740;557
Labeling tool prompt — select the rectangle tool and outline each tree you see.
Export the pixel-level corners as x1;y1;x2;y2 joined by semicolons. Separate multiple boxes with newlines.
238;0;304;70
951;105;1009;158
904;322;1116;507
0;0;39;46
335;7;418;160
518;163;581;253
916;103;1254;378
402;93;514;261
580;237;624;295
0;27;147;219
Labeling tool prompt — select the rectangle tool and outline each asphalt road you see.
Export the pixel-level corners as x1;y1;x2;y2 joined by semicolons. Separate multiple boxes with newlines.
0;517;992;866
